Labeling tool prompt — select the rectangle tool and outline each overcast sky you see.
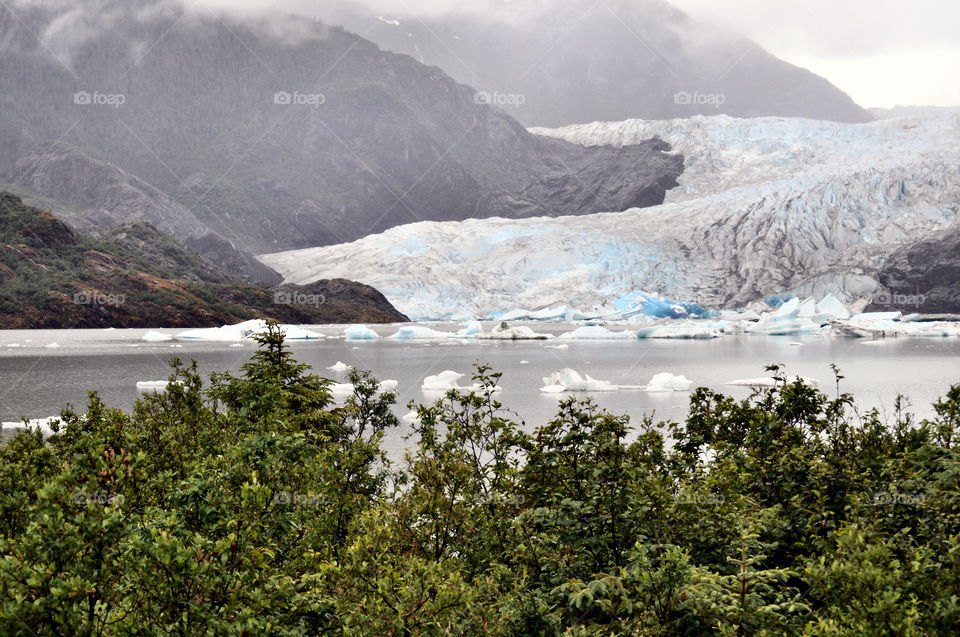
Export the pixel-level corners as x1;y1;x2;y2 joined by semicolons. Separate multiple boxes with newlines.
187;0;960;108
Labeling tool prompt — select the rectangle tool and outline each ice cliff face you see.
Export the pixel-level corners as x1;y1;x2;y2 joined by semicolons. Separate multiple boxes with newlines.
260;112;960;320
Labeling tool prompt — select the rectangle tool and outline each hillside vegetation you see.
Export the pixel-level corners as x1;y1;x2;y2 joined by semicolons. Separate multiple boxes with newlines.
0;193;407;327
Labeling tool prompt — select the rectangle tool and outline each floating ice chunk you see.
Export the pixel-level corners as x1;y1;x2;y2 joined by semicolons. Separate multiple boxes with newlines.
422;370;467;391
6;343;21;348
476;321;550;340
747;317;824;336
1;416;61;436
558;325;635;340
644;372;693;392
136;381;171;393
726;376;819;388
327;361;350;372
790;342;804;347
458;321;484;336
330;379;398;398
388;326;454;340
45;343;61;349
636;322;721;339
860;340;886;346
378;380;399;392
142;330;172;342
345;325;380;341
520;360;529;365
178;320;322;341
544;343;569;350
330;383;355;397
229;343;244;348
540;368;619;392
796;298;819;318
402;411;420;423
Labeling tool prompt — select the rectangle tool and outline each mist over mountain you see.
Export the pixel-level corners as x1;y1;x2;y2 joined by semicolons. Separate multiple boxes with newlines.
324;0;872;127
0;0;683;279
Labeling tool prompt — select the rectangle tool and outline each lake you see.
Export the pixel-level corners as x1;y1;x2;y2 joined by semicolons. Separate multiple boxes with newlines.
2;325;958;458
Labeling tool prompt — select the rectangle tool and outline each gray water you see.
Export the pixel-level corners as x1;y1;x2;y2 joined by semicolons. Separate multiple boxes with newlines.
2;325;958;457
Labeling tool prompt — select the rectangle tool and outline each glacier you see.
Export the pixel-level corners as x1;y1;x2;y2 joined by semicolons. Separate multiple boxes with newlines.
258;111;960;321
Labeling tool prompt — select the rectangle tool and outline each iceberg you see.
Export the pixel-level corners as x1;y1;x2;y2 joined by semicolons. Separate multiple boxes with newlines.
178;320;322;342
1;416;61;436
558;325;635;340
458;321;484;336
142;330;172;342
327;361;350;372
544;343;569;350
344;325;380;341
136;380;173;393
388;326;455;340
476;321;550;340
330;379;398;399
643;372;694;392
45;343;60;349
636;322;721;339
540;368;619;392
422;370;468;391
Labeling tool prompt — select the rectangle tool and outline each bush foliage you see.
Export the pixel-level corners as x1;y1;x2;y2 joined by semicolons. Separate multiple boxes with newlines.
1;324;958;635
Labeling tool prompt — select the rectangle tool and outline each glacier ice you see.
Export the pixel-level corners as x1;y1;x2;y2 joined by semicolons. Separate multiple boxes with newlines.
259;111;960;320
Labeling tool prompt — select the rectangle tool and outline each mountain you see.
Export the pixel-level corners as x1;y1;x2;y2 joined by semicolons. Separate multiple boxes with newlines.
0;1;683;275
0;192;407;328
259;112;960;319
325;0;872;128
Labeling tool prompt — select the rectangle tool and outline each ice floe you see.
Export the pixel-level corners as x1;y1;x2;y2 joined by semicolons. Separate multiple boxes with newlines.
178;320;322;342
540;369;619;393
344;325;380;341
643;372;694;392
558;325;635;340
636;321;722;339
476;321;550;340
1;416;62;436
